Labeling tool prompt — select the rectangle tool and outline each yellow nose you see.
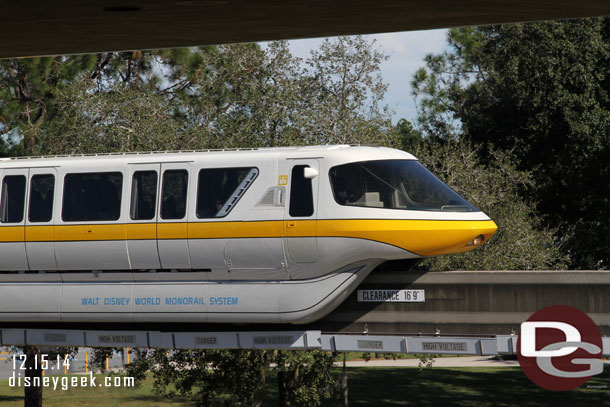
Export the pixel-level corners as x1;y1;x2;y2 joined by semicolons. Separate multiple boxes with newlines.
317;219;498;257
413;220;498;256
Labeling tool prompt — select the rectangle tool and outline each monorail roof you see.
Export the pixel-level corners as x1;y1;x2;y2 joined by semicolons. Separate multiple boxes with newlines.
0;145;416;168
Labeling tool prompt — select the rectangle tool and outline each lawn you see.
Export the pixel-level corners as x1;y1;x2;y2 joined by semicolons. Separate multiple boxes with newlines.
0;367;608;406
0;373;191;407
325;367;610;406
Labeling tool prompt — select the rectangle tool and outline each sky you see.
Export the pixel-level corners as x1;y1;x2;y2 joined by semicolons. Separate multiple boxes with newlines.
261;29;448;125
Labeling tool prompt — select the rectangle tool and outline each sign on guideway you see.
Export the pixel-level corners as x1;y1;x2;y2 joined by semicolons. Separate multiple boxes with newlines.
2;328;610;358
357;289;425;303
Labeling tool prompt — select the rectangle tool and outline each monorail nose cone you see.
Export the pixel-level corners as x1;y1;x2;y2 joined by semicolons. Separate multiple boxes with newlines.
463;219;497;251
409;218;498;256
468;220;497;246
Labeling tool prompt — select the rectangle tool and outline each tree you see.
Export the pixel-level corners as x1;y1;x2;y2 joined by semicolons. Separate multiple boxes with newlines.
413;19;610;269
396;118;423;152
90;347;122;373
0;51;164;156
0;56;97;154
42;80;188;154
297;36;396;146
275;351;335;407
138;349;271;407
36;37;400;154
20;346;78;407
127;349;337;407
23;346;42;407
412;141;567;270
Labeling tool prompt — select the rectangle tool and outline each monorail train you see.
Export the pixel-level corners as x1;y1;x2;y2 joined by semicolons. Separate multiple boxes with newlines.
0;145;496;324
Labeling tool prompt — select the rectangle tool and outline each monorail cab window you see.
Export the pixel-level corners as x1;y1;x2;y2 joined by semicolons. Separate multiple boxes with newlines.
289;165;314;217
0;175;26;223
329;160;477;212
197;167;258;218
62;172;123;221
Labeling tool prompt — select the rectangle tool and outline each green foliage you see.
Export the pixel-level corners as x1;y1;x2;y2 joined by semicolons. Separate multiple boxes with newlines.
125;348;151;388
42;80;187;154
275;350;335;407
90;347;122;372
416;354;436;371
413;19;610;268
143;349;271;407
47;346;79;362
0;137;9;157
31;37;399;155
414;142;568;270
126;349;336;407
396;118;423;151
0;55;98;153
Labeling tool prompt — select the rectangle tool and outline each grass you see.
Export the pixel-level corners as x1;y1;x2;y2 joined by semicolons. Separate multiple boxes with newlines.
0;373;191;407
1;367;609;406
322;367;610;406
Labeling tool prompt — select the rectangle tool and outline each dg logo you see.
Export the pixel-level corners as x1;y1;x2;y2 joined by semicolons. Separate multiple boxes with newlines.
517;305;604;391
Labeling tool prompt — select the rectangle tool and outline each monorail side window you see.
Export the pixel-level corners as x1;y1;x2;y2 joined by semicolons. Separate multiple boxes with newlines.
62;172;123;222
289;165;314;217
197;167;258;218
161;170;188;219
29;174;55;223
131;171;158;220
0;175;26;223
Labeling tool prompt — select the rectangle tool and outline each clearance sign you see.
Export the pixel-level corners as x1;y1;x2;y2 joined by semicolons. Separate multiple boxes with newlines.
357;289;425;303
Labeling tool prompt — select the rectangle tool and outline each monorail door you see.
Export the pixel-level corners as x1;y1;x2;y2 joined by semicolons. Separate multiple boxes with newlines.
25;167;58;270
0;167;29;270
282;159;319;278
157;162;192;269
54;166;131;274
127;163;161;270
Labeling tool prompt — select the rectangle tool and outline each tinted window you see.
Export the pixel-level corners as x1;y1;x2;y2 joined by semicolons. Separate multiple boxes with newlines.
197;167;258;218
161;170;188;219
130;171;158;220
329;160;477;212
62;172;123;221
0;175;26;223
289;165;314;217
29;174;55;223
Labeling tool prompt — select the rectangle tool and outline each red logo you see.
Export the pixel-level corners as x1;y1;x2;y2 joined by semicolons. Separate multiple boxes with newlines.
517;305;603;391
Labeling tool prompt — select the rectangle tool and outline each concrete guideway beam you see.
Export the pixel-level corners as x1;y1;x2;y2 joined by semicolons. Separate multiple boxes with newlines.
313;269;610;336
2;1;610;58
1;328;609;357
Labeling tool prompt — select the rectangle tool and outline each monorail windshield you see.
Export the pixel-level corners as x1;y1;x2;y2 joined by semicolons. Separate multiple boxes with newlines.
329;160;477;212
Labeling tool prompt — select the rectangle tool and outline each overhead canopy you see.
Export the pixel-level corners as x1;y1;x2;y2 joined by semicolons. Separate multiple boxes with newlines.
3;0;610;58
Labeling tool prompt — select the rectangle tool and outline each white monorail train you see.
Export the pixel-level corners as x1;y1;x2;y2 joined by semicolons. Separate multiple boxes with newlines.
0;145;496;324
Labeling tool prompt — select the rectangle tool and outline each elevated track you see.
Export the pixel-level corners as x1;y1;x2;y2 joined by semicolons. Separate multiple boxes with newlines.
311;267;610;336
1;268;609;354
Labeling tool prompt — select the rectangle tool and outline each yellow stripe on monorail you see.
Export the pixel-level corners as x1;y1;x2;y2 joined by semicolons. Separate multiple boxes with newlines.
0;226;23;242
189;220;284;239
0;219;497;256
